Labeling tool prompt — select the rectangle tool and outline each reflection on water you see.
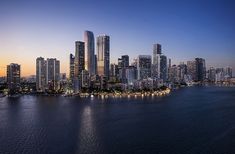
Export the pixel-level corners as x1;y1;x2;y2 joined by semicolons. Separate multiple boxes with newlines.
0;86;235;154
77;106;99;153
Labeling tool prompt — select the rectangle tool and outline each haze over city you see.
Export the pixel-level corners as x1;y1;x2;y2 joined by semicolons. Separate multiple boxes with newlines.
0;0;235;77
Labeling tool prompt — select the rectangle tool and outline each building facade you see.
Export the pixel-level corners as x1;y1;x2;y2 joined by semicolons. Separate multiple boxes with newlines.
36;57;60;91
117;55;130;82
36;57;46;91
75;41;85;77
69;54;75;80
152;44;161;78
46;58;60;90
195;58;206;82
160;55;167;82
84;31;95;76
225;67;232;78
7;63;21;90
97;35;110;79
208;67;216;82
125;66;137;86
137;55;152;80
187;60;197;81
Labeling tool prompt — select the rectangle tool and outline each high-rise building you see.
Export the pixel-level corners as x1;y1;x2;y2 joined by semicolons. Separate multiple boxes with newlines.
153;43;162;55
94;54;97;75
69;54;75;80
168;65;178;83
84;31;95;76
75;41;85;77
110;63;117;77
187;60;197;81
160;55;167;82
177;62;187;82
168;58;171;68
36;57;60;91
152;44;161;78
225;67;232;78
81;70;90;88
125;66;137;86
137;55;152;80
117;55;129;69
215;68;224;82
121;55;129;68
7;63;21;90
195;58;206;82
167;58;171;81
110;63;119;81
36;57;46;91
46;58;60;90
117;55;130;82
118;58;122;68
97;35;110;79
131;58;138;68
208;67;216;82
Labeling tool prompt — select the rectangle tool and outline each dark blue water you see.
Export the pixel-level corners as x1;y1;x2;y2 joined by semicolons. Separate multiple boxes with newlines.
0;86;235;154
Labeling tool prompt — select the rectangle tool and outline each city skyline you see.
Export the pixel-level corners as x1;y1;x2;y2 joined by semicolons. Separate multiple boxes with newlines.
1;0;235;76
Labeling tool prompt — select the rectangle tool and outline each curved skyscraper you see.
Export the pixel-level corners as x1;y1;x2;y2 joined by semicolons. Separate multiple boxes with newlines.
84;31;95;76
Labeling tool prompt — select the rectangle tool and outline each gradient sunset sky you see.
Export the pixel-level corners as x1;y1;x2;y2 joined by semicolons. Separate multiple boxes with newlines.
0;0;235;77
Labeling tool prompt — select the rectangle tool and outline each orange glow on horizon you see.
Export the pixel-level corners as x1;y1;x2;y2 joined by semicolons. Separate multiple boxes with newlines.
0;59;68;77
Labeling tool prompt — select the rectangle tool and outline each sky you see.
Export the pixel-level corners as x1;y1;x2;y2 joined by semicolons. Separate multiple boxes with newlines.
0;0;235;77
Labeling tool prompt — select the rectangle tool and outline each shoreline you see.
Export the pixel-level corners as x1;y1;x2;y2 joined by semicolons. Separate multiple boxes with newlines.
1;84;235;98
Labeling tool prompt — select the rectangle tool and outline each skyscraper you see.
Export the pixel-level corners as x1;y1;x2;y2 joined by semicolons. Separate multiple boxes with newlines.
121;55;129;68
137;55;152;80
36;57;46;91
81;70;90;88
187;60;196;81
160;55;167;82
195;58;206;82
215;68;224;82
225;67;232;78
168;65;178;83
97;35;110;79
84;31;95;76
69;54;75;80
117;55;130;82
153;44;162;55
75;41;85;77
7;63;21;90
152;44;162;78
46;58;60;90
168;58;171;81
36;57;60;91
94;54;97;75
125;66;137;86
168;58;171;68
110;63;119;81
208;67;216;82
177;62;187;82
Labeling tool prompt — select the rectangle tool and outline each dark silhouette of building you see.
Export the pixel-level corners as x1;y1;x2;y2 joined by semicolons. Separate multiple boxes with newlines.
160;55;167;82
75;41;85;77
195;58;206;82
7;63;21;91
69;54;75;80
